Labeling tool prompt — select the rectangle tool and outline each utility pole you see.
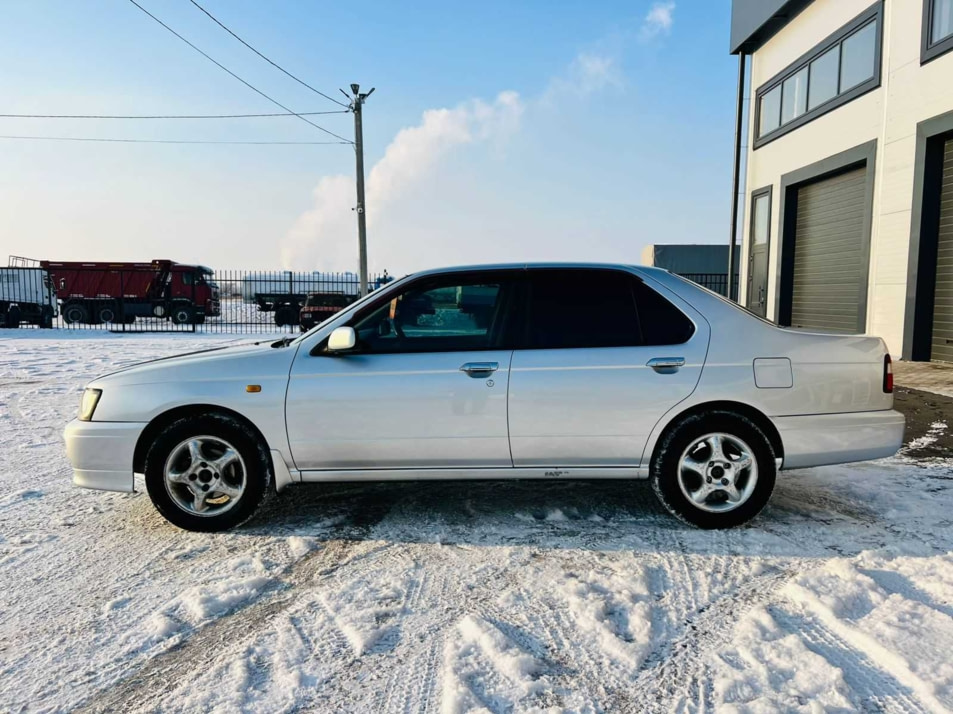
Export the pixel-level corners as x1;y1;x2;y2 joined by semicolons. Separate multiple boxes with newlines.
345;83;374;296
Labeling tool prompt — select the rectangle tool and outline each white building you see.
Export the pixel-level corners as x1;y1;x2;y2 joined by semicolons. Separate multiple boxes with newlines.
731;0;953;361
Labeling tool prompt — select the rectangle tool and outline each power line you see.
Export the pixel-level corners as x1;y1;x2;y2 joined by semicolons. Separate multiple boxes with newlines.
188;0;349;110
126;0;352;144
0;134;348;145
0;110;349;119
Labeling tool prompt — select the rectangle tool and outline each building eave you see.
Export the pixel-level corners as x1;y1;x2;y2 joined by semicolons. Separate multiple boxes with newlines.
730;0;816;54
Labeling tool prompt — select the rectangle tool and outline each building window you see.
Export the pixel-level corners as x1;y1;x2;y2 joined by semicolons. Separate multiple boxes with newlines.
841;21;877;90
752;193;771;246
923;0;953;64
781;67;808;125
807;47;839;111
760;86;781;135
754;3;883;149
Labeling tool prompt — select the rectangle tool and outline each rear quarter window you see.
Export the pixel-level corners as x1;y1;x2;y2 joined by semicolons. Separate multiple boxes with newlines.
633;280;695;345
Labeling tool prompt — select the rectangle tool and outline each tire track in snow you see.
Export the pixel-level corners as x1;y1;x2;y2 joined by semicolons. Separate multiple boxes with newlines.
780;584;951;714
769;606;931;714
76;524;398;713
74;539;368;712
628;564;802;713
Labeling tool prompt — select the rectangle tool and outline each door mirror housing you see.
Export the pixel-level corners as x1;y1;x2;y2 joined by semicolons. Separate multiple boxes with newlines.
327;326;357;352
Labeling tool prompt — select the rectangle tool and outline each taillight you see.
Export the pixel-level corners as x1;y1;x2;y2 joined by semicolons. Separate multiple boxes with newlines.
883;354;894;393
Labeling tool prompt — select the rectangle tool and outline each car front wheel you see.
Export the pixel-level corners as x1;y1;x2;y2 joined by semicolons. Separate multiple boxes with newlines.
144;414;272;532
651;410;776;529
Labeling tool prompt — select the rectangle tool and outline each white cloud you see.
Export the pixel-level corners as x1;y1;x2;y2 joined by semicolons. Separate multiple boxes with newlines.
279;49;628;273
280;92;523;271
640;1;676;41
543;52;623;101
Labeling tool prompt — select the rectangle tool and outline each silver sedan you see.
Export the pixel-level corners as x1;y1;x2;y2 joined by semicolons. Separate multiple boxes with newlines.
64;264;905;531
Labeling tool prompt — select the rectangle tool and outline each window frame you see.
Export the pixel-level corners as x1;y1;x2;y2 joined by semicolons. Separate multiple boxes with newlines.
318;269;521;356
753;2;883;150
922;0;953;65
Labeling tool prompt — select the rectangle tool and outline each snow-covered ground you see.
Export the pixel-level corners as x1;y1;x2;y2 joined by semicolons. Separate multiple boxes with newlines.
1;333;952;714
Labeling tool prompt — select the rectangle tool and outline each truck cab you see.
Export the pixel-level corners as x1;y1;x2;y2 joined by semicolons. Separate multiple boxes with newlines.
0;267;56;328
172;265;221;322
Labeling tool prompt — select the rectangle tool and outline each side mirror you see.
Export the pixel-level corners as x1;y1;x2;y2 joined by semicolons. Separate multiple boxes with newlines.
327;326;357;352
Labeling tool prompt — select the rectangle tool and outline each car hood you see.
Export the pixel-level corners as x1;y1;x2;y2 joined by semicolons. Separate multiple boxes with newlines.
89;340;298;388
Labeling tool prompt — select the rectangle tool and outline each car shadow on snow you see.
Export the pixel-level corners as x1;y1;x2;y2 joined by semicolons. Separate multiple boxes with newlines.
208;475;912;559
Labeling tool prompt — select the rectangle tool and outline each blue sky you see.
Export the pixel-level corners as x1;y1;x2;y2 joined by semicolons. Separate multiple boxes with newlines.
0;0;738;274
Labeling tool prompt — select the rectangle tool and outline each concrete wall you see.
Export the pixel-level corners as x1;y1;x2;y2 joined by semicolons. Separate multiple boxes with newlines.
740;0;953;355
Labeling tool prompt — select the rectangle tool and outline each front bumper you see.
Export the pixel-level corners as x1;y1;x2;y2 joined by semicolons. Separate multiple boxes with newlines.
773;409;905;470
64;419;147;492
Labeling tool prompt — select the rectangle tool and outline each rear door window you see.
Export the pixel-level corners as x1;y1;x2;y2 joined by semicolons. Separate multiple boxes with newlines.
522;270;641;349
521;269;694;349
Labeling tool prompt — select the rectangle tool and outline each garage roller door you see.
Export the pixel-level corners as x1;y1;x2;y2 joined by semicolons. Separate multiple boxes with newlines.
932;139;953;363
791;167;867;333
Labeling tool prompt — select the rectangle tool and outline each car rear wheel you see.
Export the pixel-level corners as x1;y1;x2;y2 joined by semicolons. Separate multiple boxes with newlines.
651;411;776;529
144;414;272;532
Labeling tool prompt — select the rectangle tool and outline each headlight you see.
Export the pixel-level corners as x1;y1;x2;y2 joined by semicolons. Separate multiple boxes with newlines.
78;388;102;421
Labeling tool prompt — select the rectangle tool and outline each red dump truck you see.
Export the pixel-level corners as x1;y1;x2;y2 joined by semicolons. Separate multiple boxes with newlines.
40;260;221;325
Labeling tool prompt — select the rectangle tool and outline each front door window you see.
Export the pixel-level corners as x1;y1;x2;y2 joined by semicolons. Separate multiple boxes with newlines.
353;280;507;353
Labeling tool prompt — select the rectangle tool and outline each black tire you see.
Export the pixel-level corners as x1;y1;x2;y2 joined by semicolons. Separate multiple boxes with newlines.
170;304;193;325
40;306;54;329
63;302;88;325
4;306;21;328
274;306;296;327
193;314;206;325
96;303;118;324
651;410;776;529
144;413;272;532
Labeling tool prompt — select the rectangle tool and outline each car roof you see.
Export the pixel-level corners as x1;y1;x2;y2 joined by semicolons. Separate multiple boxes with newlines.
409;263;671;278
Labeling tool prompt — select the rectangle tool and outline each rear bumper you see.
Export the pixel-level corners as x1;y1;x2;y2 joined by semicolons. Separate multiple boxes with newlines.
773;409;905;470
64;419;147;492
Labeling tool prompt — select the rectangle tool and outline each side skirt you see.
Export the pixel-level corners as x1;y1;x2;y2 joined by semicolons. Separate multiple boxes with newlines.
297;466;650;483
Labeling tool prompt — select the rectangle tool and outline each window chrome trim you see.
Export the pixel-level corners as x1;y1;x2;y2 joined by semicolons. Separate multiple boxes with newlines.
922;0;953;65
753;2;883;150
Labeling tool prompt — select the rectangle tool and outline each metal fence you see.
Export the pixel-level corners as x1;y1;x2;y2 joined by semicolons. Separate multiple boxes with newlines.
0;264;393;334
678;273;739;301
2;264;740;334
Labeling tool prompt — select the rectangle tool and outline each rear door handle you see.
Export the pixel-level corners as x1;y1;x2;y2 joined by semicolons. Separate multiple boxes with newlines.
460;362;499;377
647;357;685;374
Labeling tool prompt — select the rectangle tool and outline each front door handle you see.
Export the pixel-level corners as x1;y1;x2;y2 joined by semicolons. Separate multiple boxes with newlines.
647;357;685;374
460;362;499;377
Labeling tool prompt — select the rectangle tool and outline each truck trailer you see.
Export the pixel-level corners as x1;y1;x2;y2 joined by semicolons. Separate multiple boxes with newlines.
41;260;221;325
241;272;360;327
